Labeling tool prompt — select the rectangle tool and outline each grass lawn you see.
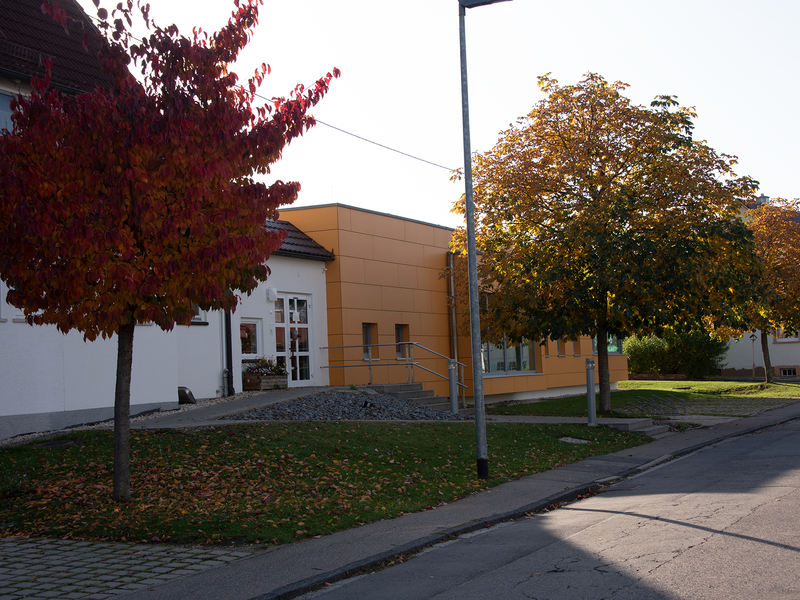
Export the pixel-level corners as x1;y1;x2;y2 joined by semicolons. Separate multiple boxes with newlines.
0;422;645;547
487;379;800;418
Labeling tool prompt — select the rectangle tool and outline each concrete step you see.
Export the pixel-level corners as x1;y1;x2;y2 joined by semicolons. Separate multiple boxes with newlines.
632;423;671;436
421;401;474;416
605;418;670;436
410;394;449;406
393;389;436;400
367;383;424;394
606;418;653;432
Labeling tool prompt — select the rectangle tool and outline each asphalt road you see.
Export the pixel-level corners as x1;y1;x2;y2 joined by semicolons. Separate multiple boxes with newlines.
299;420;800;600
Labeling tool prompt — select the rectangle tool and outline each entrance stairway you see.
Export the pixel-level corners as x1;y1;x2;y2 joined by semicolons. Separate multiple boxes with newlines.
367;383;472;415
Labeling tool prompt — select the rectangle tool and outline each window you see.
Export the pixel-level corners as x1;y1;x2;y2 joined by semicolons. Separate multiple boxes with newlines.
0;93;12;132
556;339;566;356
362;323;377;360
593;334;624;354
240;320;260;359
482;338;536;375
781;368;797;377
176;303;208;325
395;324;409;359
775;328;800;343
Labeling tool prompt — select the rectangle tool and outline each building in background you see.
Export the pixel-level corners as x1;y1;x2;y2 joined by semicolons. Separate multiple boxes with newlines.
282;203;628;404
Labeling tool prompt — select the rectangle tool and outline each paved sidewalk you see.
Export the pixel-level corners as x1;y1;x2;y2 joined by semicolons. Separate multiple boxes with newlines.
3;396;799;600
0;539;252;600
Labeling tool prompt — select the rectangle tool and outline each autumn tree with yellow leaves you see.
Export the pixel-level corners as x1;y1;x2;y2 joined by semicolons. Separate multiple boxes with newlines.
452;73;760;412
745;200;800;382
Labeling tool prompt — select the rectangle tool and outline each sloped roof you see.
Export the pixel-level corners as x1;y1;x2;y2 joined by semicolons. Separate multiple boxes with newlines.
0;0;111;94
266;220;335;262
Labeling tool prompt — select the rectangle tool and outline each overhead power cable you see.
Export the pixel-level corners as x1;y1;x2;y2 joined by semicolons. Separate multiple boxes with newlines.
313;119;456;172
78;9;457;173
253;91;456;172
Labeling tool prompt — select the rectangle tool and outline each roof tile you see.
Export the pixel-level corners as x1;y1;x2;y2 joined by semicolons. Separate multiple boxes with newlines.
0;0;111;93
266;220;335;262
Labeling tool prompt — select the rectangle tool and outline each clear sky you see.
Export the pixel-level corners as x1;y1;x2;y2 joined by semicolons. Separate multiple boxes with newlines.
77;0;799;229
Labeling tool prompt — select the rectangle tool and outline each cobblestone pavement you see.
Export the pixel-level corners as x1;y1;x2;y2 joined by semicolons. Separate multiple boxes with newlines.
0;538;253;599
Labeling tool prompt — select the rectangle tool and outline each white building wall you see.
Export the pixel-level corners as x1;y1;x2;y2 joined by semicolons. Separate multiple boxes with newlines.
0;278;178;439
724;331;800;377
175;255;331;398
175;311;226;400
234;255;330;390
0;255;329;440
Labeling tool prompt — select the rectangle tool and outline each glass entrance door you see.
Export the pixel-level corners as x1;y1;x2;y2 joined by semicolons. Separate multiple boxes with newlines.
274;295;312;387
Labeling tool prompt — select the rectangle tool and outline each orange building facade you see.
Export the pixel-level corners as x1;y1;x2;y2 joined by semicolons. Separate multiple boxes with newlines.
281;204;628;404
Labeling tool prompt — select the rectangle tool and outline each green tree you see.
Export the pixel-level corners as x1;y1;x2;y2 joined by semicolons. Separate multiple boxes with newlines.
0;0;338;501
452;73;760;412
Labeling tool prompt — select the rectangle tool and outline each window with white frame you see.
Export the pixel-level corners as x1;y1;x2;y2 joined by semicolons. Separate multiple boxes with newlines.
774;328;800;343
190;303;208;324
482;338;537;375
240;320;261;360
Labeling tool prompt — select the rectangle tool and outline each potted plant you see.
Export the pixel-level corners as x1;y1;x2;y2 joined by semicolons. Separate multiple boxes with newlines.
242;357;288;390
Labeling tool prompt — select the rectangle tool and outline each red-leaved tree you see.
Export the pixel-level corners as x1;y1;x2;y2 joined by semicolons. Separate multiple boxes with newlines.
0;0;338;501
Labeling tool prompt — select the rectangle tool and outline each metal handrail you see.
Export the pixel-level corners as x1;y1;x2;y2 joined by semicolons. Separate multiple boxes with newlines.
323;360;466;388
320;341;467;411
319;342;467;367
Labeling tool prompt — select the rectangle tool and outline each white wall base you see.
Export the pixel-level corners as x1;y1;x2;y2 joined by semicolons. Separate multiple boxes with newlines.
0;401;178;442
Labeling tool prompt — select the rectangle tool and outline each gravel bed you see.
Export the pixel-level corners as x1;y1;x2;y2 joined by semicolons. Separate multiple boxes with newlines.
222;389;472;422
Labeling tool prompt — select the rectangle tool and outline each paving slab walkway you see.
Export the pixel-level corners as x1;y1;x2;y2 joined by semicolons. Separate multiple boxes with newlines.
0;538;252;600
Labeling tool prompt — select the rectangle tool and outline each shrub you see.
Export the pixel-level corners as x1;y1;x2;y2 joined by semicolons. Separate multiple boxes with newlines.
624;335;671;375
624;332;727;378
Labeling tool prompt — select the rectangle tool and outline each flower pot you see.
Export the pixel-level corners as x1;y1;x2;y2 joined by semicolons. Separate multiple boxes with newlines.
243;373;288;390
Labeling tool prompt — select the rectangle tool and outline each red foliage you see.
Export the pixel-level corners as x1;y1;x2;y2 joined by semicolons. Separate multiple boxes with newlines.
0;0;339;340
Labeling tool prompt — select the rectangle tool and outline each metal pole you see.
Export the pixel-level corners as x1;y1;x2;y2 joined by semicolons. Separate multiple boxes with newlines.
368;346;373;385
459;3;488;479
449;359;459;414
410;344;415;383
586;358;597;426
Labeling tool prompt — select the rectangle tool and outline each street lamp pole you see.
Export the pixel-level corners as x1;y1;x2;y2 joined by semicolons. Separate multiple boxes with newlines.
458;0;510;480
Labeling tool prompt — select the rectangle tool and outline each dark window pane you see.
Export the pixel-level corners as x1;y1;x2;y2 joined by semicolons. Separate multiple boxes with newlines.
276;327;285;353
240;323;257;355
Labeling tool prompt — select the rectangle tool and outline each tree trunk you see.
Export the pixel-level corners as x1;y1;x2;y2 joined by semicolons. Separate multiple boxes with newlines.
760;329;773;384
113;319;135;502
597;323;611;413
